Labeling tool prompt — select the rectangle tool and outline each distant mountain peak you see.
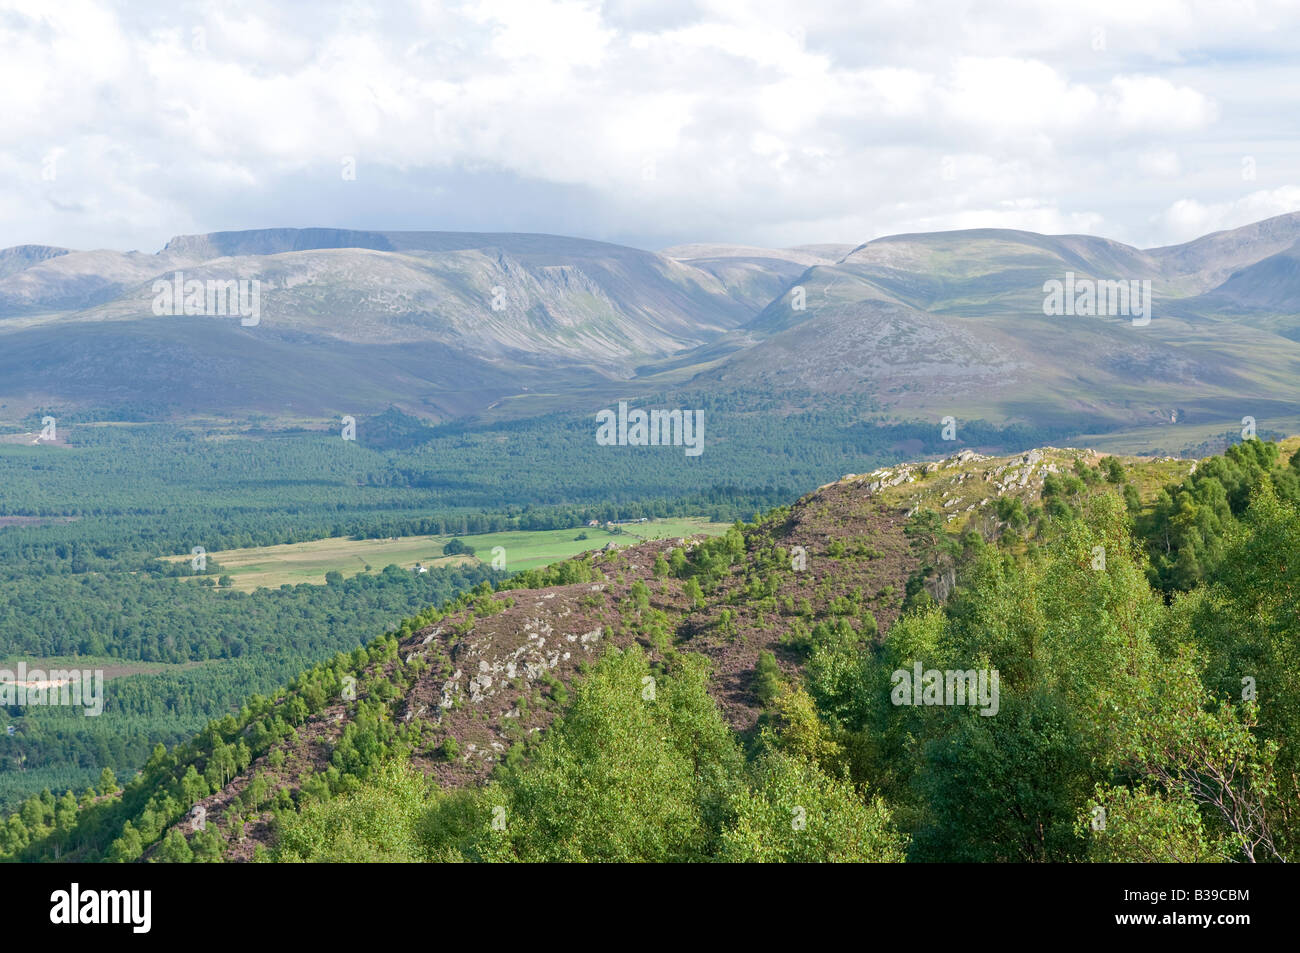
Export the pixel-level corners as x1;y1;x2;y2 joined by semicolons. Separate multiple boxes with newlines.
0;244;71;280
160;227;397;259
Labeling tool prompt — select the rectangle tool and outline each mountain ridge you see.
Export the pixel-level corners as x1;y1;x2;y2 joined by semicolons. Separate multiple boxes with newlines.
2;216;1298;449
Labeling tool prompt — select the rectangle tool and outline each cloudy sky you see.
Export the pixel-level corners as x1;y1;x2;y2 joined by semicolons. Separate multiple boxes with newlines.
4;0;1299;253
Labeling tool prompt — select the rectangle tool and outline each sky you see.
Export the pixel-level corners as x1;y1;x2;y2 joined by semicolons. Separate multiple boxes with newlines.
3;0;1300;253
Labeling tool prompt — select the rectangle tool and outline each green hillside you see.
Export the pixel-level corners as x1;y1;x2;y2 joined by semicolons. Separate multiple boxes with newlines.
7;437;1295;863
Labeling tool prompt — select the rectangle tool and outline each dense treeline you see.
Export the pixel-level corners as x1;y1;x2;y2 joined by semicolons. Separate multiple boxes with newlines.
0;563;497;661
0;582;497;861
0;563;497;808
859;443;1299;860
1;392;1074;570
1138;439;1300;592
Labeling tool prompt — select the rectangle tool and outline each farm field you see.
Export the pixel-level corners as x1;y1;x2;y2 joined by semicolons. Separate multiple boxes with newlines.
164;518;731;591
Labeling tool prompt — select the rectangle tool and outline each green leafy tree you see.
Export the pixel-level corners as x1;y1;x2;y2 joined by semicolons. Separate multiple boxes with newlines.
478;647;742;862
1081;785;1227;863
720;752;907;862
274;760;434;862
98;767;119;796
442;538;476;557
157;829;194;863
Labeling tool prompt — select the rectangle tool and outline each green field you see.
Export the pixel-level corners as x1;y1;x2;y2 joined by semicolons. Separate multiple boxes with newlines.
166;518;731;591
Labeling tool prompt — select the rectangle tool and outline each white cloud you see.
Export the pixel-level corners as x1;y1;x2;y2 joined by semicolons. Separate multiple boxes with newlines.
1106;75;1217;131
1156;186;1300;242
0;0;1297;251
1136;149;1182;177
938;57;1101;134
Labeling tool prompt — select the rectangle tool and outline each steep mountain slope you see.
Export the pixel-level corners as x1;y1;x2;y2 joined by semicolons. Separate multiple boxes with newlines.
2;228;760;335
4;216;1300;445
684;218;1300;435
0;244;71;281
0;247;198;318
1147;210;1300;293
1192;239;1300;315
0;228;768;418
824;229;1163;316
660;242;851;313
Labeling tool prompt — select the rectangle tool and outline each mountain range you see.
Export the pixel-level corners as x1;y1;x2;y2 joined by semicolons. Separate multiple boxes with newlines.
2;216;1299;448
